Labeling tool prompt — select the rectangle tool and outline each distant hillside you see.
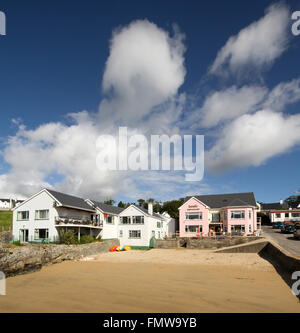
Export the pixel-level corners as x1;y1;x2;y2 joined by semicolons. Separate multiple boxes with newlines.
0;211;12;231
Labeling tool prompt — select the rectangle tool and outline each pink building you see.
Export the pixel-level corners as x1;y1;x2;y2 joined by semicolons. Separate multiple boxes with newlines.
179;193;258;237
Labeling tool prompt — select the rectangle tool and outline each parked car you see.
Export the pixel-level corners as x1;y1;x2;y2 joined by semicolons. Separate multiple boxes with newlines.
294;224;300;240
281;223;296;234
272;222;284;229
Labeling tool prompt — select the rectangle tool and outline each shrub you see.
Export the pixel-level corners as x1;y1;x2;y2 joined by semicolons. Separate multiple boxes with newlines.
60;230;77;245
79;235;95;244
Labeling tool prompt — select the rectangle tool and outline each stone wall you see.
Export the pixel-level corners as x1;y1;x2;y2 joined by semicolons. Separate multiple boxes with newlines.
156;239;180;248
185;236;262;249
0;239;119;277
0;231;12;244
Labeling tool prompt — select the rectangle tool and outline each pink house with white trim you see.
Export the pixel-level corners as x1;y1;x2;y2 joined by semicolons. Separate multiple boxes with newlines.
179;192;258;237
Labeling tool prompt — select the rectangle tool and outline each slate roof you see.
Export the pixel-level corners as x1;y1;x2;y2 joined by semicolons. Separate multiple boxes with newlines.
260;202;288;210
185;192;257;209
46;189;95;212
89;200;124;215
136;205;163;219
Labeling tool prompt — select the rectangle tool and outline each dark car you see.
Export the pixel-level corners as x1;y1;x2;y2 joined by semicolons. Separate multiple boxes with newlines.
272;222;284;229
280;223;296;234
294;224;300;240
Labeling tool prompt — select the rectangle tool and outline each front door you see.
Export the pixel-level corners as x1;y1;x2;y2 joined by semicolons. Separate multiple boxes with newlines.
19;229;29;243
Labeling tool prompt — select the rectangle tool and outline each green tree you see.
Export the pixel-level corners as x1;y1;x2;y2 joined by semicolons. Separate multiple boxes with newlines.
161;198;184;219
104;199;115;205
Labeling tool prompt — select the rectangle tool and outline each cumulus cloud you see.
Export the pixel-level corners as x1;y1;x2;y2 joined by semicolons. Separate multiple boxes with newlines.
206;110;300;173
209;3;290;76
189;85;267;128
99;20;186;125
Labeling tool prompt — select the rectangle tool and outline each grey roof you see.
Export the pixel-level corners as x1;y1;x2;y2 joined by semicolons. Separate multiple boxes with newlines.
135;205;163;219
185;192;257;209
90;200;124;215
260;202;288;210
46;189;95;212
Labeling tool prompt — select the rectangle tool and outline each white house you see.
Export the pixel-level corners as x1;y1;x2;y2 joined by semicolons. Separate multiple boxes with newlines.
0;199;11;210
12;188;176;246
85;199;124;240
117;202;176;247
12;189;100;243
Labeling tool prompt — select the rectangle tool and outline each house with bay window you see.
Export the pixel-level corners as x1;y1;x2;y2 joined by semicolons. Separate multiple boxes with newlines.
179;192;258;237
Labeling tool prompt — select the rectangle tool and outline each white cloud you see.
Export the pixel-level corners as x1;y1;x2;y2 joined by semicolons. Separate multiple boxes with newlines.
209;3;290;76
191;85;267;128
206;110;300;173
263;78;300;111
99;19;186;125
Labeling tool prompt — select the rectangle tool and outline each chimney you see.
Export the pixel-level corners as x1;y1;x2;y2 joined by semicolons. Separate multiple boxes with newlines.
148;201;153;216
280;199;283;205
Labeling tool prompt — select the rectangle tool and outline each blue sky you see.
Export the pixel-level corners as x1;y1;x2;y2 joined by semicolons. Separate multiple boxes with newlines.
0;0;300;203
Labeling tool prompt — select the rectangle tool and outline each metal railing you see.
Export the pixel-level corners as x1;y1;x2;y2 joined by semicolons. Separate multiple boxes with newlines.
55;216;103;227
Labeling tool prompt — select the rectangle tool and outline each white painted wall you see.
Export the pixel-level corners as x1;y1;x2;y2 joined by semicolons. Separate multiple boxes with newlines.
13;190;58;242
118;205;164;247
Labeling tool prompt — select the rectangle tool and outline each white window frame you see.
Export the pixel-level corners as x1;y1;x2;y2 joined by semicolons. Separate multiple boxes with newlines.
17;211;29;221
35;209;49;220
34;228;49;240
185;212;202;220
230;210;245;219
132;216;144;224
129;230;141;239
185;225;203;233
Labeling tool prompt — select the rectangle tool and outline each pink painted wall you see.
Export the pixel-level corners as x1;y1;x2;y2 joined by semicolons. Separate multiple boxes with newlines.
223;207;257;234
179;198;209;237
179;198;258;237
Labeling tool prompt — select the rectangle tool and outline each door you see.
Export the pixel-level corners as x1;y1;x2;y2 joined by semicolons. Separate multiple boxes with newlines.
19;229;29;242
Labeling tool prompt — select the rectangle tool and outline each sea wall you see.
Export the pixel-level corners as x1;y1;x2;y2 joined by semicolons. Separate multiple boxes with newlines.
0;239;119;277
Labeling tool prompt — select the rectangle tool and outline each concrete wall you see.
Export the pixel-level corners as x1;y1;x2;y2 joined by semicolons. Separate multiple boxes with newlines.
0;231;12;244
0;239;119;277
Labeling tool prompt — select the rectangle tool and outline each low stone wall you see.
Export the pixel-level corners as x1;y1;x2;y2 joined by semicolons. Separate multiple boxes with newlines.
186;236;262;249
0;239;119;277
0;231;12;244
156;239;180;248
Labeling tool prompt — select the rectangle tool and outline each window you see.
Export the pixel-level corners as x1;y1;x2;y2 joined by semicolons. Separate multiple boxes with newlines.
185;212;202;220
224;211;227;220
211;213;220;222
292;213;300;218
17;211;29;221
129;230;141;239
157;222;161;228
249;224;252;233
231;225;245;232
34;228;49;240
132;216;144;224
119;230;123;237
285;213;289;218
275;213;281;218
35;210;49;220
230;211;245;219
106;215;113;224
185;225;202;233
249;211;251;219
158;231;161;239
120;216;131;224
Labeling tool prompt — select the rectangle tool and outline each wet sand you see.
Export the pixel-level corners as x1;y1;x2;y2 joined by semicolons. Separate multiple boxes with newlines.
0;249;299;313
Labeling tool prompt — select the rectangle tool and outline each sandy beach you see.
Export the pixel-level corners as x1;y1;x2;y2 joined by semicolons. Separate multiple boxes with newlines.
0;249;299;313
